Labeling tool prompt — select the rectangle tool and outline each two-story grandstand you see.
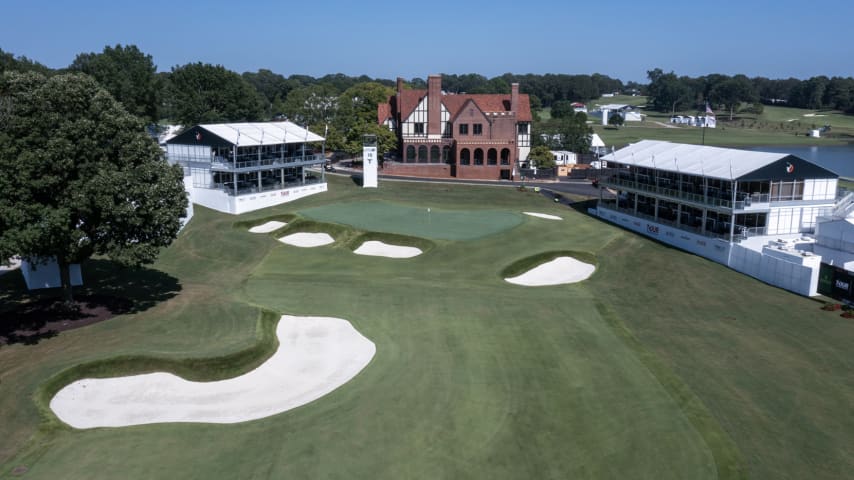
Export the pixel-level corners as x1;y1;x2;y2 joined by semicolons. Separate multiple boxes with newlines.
592;140;845;296
166;122;326;215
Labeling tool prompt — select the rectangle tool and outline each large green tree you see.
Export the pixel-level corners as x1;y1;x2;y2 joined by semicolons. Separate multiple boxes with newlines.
709;75;758;120
646;68;691;113
336;82;394;127
0;72;188;302
282;84;340;126
166;63;264;125
70;44;160;123
535;111;592;153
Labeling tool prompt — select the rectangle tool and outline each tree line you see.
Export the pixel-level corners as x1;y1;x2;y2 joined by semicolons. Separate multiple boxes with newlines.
4;45;853;155
645;67;854;119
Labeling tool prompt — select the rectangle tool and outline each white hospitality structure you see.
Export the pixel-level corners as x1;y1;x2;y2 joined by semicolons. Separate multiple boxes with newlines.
166;122;327;215
591;140;846;297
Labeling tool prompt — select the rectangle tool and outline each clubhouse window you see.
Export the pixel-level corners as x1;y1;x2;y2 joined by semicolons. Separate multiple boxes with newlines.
459;123;468;135
413;123;425;135
518;123;528;135
473;123;483;135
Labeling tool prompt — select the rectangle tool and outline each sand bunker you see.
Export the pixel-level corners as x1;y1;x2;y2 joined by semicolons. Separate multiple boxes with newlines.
353;241;422;259
523;212;563;221
50;315;375;428
249;221;287;233
505;257;595;286
278;232;334;247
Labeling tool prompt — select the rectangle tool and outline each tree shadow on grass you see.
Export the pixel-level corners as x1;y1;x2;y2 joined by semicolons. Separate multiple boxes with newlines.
0;259;181;346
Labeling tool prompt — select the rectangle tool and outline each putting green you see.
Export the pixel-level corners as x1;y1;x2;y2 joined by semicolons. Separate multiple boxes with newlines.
299;201;522;241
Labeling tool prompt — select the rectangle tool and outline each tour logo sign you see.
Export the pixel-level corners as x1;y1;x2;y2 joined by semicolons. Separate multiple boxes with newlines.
785;162;794;174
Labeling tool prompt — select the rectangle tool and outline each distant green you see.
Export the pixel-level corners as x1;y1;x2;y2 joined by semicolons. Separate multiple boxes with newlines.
300;200;523;240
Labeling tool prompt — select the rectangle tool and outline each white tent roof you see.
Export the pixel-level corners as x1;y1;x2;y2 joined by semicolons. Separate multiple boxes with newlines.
601;140;789;180
590;133;605;148
199;121;324;146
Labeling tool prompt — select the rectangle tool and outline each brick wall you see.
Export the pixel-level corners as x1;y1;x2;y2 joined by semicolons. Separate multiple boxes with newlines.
382;162;511;180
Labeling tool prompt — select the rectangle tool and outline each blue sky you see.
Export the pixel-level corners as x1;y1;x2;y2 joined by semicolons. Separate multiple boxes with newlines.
2;0;852;83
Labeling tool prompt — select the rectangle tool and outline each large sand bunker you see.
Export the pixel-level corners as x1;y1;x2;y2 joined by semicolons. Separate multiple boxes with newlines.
353;241;422;258
505;257;595;286
50;315;376;428
249;221;287;233
523;212;563;220
278;232;335;247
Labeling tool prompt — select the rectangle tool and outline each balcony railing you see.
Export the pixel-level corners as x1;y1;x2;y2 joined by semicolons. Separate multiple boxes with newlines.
211;175;323;196
601;176;773;210
597;202;739;241
209;153;325;172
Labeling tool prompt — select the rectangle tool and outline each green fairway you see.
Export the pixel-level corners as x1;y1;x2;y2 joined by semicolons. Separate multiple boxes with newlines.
1;176;852;479
300;200;523;240
594;104;854;148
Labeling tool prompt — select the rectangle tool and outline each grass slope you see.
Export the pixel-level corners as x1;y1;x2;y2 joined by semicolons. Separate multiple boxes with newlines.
0;176;851;479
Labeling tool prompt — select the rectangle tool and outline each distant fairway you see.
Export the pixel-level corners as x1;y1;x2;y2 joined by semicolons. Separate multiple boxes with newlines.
300;200;522;240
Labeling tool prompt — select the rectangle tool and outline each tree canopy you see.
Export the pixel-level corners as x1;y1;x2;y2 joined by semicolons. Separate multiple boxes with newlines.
0;72;188;301
70;44;160;122
528;145;555;168
166;63;264;125
534;111;592;153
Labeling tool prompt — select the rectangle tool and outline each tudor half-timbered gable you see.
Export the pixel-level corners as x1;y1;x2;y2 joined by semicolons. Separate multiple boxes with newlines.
378;74;532;180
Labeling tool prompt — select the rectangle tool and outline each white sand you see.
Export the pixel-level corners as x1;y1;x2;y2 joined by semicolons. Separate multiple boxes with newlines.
523;212;563;221
249;221;287;233
505;257;595;286
353;241;422;258
50;315;376;428
278;232;335;247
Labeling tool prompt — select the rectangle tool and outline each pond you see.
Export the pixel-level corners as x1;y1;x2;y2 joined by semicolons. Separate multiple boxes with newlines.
742;145;854;177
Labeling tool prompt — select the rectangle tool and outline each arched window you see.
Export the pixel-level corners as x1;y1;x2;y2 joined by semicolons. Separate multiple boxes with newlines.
460;148;470;165
474;148;484;165
406;145;416;163
430;145;441;163
487;148;497;165
500;148;511;165
418;145;428;163
442;146;451;163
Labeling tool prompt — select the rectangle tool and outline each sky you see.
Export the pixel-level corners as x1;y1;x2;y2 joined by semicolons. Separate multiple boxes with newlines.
2;0;852;83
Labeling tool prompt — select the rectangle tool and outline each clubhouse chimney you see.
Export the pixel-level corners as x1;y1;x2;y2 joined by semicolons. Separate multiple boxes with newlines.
428;74;442;135
511;83;519;114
